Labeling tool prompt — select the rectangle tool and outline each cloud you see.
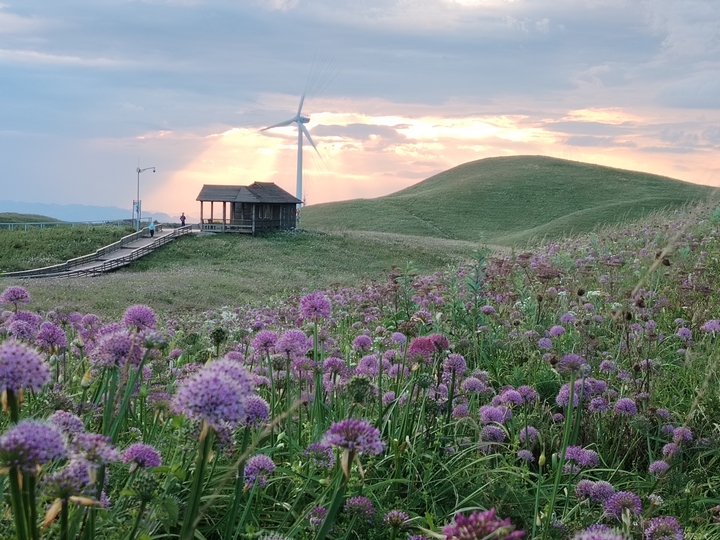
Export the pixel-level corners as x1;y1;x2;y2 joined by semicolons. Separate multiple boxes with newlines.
0;49;130;67
310;123;406;142
565;136;636;148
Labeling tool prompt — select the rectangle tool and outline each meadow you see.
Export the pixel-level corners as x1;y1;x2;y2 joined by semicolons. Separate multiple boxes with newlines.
1;200;719;539
0;225;135;273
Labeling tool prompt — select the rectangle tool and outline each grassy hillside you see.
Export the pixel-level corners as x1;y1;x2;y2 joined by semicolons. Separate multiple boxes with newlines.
3;230;478;317
0;224;136;272
0;212;61;223
302;156;716;245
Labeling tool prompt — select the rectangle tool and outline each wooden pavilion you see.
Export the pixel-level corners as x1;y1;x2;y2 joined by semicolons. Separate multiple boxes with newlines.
196;182;301;233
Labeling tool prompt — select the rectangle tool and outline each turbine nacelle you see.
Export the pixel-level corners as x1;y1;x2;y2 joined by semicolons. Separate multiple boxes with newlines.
297;116;310;124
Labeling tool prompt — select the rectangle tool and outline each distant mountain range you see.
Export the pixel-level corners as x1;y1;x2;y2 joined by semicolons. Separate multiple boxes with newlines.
0;201;177;223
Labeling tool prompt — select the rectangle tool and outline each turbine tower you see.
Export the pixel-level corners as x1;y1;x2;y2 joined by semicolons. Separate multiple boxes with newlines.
260;93;320;215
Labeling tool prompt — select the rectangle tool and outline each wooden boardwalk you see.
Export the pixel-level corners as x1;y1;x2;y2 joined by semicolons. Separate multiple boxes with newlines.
1;226;193;279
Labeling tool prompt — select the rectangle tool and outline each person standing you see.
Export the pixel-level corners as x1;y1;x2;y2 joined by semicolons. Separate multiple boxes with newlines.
180;213;186;226
149;220;156;238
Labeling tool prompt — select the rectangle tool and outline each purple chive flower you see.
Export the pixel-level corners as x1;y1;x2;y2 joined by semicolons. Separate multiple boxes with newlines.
8;319;36;341
599;360;617;374
575;479;595;500
322;418;383;455
36;322;68;351
480;405;512;425
123;304;156;331
444;354;467;376
407;336;435;362
252;330;277;354
656;408;671;420
442;508;524;540
49;410;85;435
276;329;309;358
480;305;496;315
172;364;255;430
390;332;406;345
356;355;380;377
495;389;524;407
672;427;693;444
701;319;720;333
461;377;487;394
242;395;270;428
123;443;162;469
644;516;684;540
42;458;93;501
480;425;506;444
452;404;470;419
90;330;144;368
589;397;610;413
344;496;375;521
518;385;538;404
614;398;638;416
0;286;30;309
519;426;539;444
604;491;642;520
564;446;599;470
300;291;332;321
649;460;670;477
548;325;566;338
308;506;328;528
557;353;588;374
0;338;51;393
244;454;275;488
663;442;680;458
0;420;66;472
303;442;335;468
72;433;120;466
517;449;535;463
590;481;616;504
537;337;553;349
384;509;410;528
560;312;577;324
571;524;625;539
352;334;373;352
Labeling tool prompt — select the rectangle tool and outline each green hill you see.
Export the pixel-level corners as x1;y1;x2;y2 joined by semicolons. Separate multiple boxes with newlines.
302;156;716;245
0;212;62;223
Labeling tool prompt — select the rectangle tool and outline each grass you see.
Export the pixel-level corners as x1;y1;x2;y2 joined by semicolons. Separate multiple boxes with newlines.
2;230;480;317
0;224;136;273
302;155;717;245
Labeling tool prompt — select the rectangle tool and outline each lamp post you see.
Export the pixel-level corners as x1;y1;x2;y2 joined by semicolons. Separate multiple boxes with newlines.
135;166;155;231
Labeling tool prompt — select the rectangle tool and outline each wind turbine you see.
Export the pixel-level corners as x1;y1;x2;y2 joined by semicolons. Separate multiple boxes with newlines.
260;93;321;214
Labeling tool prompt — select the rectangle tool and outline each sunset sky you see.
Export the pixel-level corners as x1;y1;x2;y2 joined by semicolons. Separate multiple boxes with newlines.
1;1;719;218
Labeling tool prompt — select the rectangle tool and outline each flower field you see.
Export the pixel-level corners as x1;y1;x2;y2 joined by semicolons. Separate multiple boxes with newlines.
1;202;720;540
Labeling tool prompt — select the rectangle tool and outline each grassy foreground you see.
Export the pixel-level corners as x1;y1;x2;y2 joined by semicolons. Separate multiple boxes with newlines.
302;156;716;245
2;230;480;317
0;202;719;540
0;212;61;223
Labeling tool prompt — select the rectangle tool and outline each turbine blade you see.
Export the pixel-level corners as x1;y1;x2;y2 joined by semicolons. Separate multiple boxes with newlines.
260;118;295;131
297;92;306;116
300;123;322;158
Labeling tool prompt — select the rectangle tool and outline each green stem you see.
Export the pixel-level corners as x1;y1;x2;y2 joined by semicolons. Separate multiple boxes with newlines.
542;372;576;539
126;500;147;540
180;425;214;540
8;467;28;540
224;428;251;540
233;483;258;540
7;388;20;423
60;500;69;540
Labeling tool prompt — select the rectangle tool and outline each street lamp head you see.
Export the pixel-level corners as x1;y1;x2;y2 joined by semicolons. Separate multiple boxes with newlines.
152;168;156;173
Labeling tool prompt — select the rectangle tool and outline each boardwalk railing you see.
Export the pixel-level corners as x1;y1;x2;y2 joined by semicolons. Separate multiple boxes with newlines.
1;226;192;279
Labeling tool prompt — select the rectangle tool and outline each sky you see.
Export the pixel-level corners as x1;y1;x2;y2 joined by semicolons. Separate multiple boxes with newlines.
1;0;719;219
